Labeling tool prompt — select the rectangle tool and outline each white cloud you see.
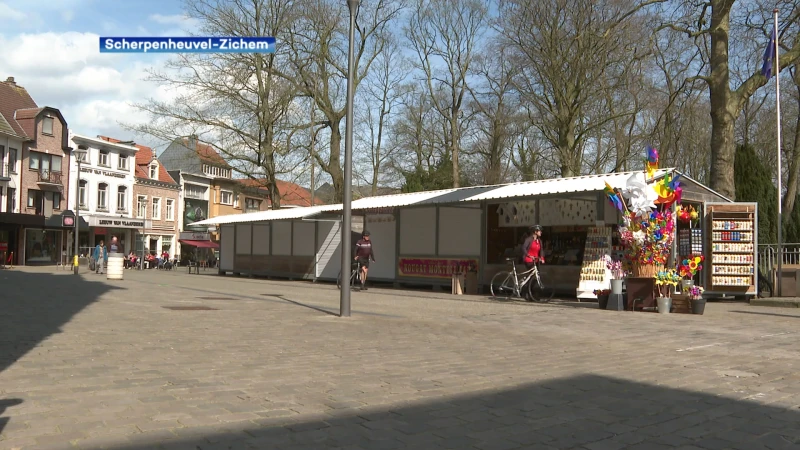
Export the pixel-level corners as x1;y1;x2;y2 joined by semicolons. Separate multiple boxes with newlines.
61;9;74;23
0;30;188;147
0;2;26;21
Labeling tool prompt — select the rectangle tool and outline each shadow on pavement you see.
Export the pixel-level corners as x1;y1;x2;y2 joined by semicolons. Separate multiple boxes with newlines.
0;399;22;435
101;374;800;450
730;310;800;319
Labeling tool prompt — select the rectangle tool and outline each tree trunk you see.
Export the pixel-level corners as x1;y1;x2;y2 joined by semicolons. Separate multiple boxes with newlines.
450;114;460;188
329;119;345;203
707;1;736;200
783;74;800;220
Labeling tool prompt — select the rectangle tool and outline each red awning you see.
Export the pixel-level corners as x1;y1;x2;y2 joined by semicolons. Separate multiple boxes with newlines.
179;239;220;249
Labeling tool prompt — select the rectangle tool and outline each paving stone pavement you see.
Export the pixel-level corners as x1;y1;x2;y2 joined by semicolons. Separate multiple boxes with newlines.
1;267;800;450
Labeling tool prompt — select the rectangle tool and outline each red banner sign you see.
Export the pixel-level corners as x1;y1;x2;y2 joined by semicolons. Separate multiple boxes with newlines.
398;257;478;279
0;243;7;252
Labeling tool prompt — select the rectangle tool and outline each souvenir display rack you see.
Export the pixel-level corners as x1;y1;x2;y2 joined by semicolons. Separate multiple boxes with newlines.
704;202;758;297
576;225;612;299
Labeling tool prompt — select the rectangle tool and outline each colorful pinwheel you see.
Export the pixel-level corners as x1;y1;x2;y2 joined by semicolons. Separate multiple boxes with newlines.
604;181;624;211
645;146;659;179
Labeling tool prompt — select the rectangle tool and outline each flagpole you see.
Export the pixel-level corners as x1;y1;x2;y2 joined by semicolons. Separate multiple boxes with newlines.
774;8;783;297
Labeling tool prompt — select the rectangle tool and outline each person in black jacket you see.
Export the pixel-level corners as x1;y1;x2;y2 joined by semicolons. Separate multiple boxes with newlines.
354;230;376;290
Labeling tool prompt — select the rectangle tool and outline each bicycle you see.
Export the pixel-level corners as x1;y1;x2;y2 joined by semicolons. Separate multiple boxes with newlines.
337;259;364;290
490;257;554;302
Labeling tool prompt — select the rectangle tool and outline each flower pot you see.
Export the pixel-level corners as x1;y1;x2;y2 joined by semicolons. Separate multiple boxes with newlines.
657;297;672;314
691;298;706;315
611;279;624;295
598;295;609;310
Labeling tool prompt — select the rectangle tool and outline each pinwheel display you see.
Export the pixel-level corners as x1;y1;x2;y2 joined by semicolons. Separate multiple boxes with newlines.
677;205;699;224
678;255;704;279
621;172;658;217
645;146;659;179
604;181;624;211
653;171;683;207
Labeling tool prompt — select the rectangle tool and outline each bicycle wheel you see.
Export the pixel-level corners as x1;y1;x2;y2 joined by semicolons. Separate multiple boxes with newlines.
490;271;516;299
528;271;554;302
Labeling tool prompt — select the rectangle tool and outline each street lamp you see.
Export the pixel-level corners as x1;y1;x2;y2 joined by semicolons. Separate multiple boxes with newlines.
140;198;148;270
73;145;88;275
340;0;359;317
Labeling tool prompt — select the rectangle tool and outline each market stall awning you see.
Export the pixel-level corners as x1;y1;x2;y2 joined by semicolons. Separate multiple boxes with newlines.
179;239;220;249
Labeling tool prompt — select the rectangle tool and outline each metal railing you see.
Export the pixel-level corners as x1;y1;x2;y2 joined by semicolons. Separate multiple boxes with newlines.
758;243;800;276
37;169;63;184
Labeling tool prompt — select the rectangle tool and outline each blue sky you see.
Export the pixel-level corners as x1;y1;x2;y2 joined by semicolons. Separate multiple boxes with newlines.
0;0;197;149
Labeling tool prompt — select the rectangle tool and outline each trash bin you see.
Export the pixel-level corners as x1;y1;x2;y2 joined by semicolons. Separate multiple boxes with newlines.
775;268;800;297
107;253;124;280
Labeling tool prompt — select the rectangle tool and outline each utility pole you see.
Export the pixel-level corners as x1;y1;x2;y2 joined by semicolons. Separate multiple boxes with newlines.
310;97;316;207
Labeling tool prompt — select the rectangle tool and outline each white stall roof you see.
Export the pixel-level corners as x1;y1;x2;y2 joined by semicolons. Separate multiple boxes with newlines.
191;204;339;226
194;168;708;225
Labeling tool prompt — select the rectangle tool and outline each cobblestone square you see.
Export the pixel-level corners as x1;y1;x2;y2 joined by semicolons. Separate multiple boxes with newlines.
1;267;799;449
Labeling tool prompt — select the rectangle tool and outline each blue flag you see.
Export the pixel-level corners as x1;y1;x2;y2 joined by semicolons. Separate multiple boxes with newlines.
762;26;776;79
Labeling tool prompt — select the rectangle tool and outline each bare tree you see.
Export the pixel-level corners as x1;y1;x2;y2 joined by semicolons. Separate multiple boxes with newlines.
129;0;299;209
361;37;408;195
666;0;800;200
277;0;403;202
404;0;489;188
466;46;520;185
497;0;659;177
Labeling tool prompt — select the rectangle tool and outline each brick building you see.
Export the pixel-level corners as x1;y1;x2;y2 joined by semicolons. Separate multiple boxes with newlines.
0;76;75;265
97;136;181;261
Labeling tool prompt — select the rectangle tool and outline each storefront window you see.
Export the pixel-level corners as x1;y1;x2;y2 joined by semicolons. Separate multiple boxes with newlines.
25;229;62;264
486;203;590;266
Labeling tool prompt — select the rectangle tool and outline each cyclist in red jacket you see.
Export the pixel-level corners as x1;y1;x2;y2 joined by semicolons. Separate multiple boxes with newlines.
523;225;545;269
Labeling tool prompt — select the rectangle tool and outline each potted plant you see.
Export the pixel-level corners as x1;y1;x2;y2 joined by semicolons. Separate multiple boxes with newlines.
655;269;682;314
689;285;706;315
605;255;626;295
677;255;704;291
593;289;611;309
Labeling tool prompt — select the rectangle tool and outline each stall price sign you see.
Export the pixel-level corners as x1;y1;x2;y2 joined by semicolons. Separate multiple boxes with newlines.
398;257;478;279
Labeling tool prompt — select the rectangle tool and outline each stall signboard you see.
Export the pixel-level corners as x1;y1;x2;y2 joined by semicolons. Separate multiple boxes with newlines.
398;257;478;278
0;242;7;252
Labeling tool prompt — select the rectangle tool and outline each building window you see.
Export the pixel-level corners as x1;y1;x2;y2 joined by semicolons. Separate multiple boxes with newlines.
79;180;87;207
98;150;109;167
185;184;206;199
220;190;233;205
8;149;17;173
97;183;108;210
149;164;157;179
27;190;35;207
29;151;39;170
53;192;61;210
234;194;239;208
42;116;54;135
7;188;15;212
137;195;147;218
29;152;62;172
152;197;161;220
245;198;261;212
119;154;128;170
117;186;127;212
166;199;175;221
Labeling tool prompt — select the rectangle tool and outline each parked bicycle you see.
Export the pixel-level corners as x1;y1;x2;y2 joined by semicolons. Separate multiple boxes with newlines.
490;257;554;302
337;259;364;290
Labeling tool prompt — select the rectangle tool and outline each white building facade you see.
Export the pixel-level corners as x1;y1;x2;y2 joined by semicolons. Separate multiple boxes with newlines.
67;133;145;255
0;133;22;215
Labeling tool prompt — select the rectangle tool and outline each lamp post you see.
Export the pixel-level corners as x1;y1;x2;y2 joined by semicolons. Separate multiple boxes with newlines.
73;145;88;275
140;198;148;270
340;0;359;317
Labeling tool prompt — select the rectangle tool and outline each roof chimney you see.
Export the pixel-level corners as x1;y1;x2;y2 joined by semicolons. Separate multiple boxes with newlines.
188;134;197;150
5;77;15;86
